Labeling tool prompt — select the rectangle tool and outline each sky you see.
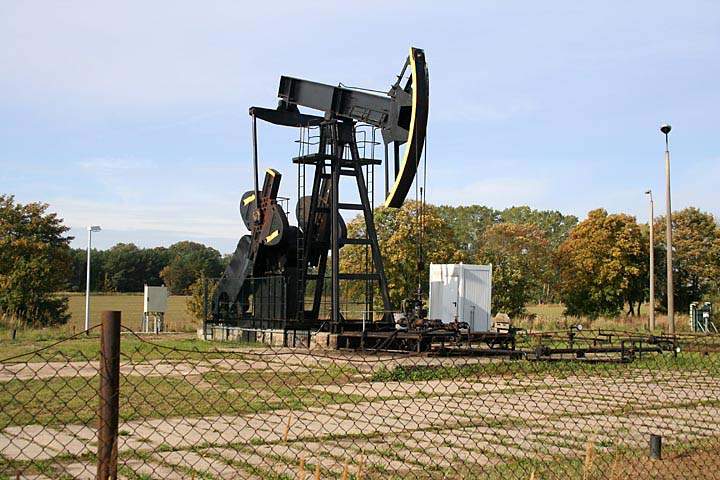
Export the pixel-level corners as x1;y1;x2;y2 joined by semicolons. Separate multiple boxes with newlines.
1;1;718;254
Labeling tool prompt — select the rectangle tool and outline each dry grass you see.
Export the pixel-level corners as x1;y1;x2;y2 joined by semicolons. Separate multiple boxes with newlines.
63;292;196;333
522;303;691;334
587;440;720;480
1;296;694;342
1;293;197;341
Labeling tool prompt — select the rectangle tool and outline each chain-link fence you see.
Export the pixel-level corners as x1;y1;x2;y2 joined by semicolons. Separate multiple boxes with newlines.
2;311;720;479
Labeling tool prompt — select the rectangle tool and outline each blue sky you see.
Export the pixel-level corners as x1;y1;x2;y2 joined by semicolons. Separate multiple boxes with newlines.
1;1;718;254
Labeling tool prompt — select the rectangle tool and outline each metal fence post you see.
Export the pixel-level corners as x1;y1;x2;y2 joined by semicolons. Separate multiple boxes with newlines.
649;434;662;459
203;276;209;340
97;311;121;480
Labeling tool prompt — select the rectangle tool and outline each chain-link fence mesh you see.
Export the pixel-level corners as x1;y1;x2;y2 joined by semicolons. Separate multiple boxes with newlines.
2;315;720;479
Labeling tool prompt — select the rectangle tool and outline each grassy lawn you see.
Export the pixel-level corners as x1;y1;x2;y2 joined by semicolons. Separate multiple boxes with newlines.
0;367;360;430
523;303;691;334
64;292;197;333
0;298;694;343
371;351;720;383
0;334;264;363
478;436;720;480
3;436;719;480
0;293;197;343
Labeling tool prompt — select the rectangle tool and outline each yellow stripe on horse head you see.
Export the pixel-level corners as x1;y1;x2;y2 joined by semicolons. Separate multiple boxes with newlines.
265;230;280;243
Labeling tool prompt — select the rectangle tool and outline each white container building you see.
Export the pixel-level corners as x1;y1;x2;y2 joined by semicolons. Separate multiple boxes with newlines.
429;263;492;332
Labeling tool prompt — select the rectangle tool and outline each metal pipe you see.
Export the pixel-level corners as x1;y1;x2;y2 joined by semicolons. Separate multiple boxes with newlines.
645;190;655;331
661;124;674;334
252;113;260;210
84;228;92;333
649;434;662;459
202;277;208;340
384;143;389;197
84;225;101;333
97;311;121;480
331;125;340;328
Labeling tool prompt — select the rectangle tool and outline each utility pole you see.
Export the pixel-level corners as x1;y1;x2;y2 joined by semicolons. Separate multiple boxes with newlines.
645;190;655;331
85;225;102;333
661;124;674;334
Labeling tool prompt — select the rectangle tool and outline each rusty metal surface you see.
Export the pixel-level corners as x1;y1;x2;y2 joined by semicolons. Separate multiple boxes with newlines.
96;311;120;480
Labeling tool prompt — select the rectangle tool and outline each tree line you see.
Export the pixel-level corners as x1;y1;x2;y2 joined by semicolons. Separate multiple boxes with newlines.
0;194;227;326
343;202;720;319
66;241;225;295
2;193;719;327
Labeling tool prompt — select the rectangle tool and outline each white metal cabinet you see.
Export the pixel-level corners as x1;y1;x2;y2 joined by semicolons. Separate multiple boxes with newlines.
144;285;168;313
429;264;492;331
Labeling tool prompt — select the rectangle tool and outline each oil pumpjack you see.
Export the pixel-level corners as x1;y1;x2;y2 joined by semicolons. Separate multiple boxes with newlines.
211;47;429;336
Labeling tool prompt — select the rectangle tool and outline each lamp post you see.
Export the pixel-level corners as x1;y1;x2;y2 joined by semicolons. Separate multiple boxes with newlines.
660;124;674;334
645;190;655;331
85;225;102;333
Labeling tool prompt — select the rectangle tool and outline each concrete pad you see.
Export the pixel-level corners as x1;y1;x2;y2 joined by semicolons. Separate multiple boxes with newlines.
0;434;54;461
10;425;93;458
120;459;186;480
201;446;297;479
62;462;94;480
154;449;250;478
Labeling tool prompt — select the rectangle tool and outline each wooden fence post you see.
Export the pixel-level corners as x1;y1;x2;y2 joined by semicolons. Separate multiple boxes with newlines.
97;311;121;480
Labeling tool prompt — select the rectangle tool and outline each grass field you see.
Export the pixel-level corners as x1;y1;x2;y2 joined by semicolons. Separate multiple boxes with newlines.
64;293;197;333
523;303;690;334
1;293;198;342
1;297;692;344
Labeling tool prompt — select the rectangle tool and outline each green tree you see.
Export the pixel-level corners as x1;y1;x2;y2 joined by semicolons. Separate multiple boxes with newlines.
475;223;550;317
68;248;88;292
104;243;146;292
436;205;498;257
437;205;577;303
653;207;720;313
342;201;466;308
161;241;224;294
497;206;578;303
69;247;106;292
0;195;73;327
557;209;647;318
69;245;170;293
497;206;578;249
141;247;171;287
186;276;217;322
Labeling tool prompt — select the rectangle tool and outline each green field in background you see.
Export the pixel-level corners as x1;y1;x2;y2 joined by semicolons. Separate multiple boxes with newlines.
523;302;690;333
64;293;197;333
1;296;691;344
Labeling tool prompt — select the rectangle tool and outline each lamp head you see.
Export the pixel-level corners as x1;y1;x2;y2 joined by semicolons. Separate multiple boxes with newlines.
660;124;672;135
644;189;652;195
88;225;102;232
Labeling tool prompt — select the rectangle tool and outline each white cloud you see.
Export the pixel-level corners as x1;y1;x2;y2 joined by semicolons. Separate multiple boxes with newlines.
50;196;247;240
427;176;552;210
77;158;157;171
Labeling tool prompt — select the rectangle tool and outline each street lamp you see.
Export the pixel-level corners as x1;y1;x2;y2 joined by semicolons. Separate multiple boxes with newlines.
660;123;674;334
85;225;102;333
645;190;655;331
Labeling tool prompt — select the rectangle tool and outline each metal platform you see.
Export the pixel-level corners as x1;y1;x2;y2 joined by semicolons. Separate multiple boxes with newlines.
337;329;517;353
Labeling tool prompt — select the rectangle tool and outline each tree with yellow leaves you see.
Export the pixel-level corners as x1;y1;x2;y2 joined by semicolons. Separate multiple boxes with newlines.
557;209;647;318
341;201;465;309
